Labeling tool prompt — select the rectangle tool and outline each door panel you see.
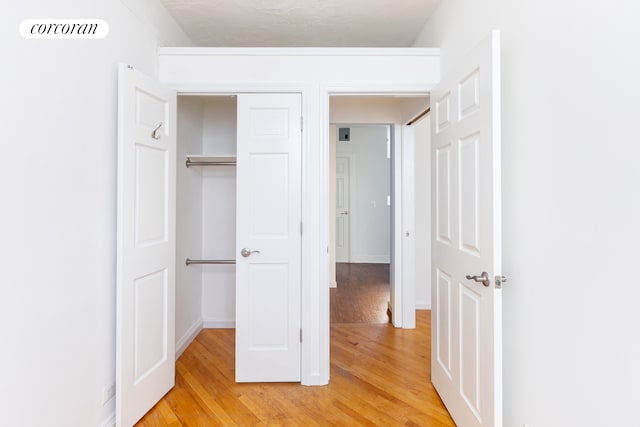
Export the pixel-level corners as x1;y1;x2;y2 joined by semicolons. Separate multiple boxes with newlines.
431;31;503;427
117;64;176;427
236;93;302;382
335;156;350;262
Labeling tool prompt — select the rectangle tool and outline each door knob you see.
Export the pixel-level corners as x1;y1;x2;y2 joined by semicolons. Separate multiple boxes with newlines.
241;248;261;258
465;271;490;287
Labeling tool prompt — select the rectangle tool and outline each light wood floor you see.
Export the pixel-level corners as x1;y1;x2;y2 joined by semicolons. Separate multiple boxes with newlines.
137;264;454;426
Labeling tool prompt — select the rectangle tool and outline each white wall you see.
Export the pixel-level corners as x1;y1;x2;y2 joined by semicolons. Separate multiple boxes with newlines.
176;97;204;354
200;97;237;327
0;1;190;426
414;2;640;426
336;126;391;263
412;116;431;309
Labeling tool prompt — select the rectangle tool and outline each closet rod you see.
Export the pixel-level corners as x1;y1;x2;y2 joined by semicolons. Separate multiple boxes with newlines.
186;160;237;168
185;258;236;266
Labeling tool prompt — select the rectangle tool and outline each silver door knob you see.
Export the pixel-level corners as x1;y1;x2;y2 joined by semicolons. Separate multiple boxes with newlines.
465;271;490;287
241;248;261;258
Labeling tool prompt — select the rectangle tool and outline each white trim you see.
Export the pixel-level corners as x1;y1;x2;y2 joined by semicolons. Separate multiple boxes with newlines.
175;318;203;359
416;302;432;310
100;413;115;427
159;47;440;57
329;280;337;288
202;319;236;329
172;83;309;95
350;256;391;264
401;125;416;329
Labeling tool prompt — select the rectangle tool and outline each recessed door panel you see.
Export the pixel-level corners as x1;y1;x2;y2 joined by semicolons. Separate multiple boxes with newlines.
459;133;480;257
134;269;168;383
460;283;482;422
436;144;452;245
437;269;453;379
250;153;289;237
135;145;168;246
248;264;290;349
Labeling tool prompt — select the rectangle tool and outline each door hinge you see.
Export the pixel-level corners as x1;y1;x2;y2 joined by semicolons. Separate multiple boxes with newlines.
300;221;303;236
300;328;303;343
300;116;303;132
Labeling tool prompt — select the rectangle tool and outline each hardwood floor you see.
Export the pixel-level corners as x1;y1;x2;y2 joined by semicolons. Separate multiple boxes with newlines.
137;263;454;426
331;263;390;324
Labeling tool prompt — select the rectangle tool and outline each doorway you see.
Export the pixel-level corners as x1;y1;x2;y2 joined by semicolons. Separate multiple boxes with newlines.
327;95;430;328
330;124;392;324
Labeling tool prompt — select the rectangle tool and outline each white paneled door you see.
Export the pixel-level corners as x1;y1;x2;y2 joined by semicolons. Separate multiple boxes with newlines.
236;93;302;382
116;65;176;427
431;31;503;427
335;156;351;262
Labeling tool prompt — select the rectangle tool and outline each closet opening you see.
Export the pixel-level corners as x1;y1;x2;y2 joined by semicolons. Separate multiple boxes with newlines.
176;94;238;342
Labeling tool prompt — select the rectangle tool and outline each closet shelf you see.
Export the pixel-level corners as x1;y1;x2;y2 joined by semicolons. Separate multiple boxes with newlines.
185;155;237;168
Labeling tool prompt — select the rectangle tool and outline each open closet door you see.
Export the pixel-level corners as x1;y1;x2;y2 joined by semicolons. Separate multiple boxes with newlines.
236;93;302;382
431;31;503;427
116;64;177;426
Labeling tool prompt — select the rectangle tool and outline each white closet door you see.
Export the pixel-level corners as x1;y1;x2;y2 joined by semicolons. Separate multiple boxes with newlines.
431;31;503;427
116;64;176;426
235;93;302;382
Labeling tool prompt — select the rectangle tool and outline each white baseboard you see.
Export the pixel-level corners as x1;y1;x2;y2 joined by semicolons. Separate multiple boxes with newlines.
176;318;203;360
329;280;337;288
415;301;431;310
203;318;236;328
350;255;391;264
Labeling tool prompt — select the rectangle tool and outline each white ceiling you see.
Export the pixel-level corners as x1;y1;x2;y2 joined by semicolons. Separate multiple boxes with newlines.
160;0;441;47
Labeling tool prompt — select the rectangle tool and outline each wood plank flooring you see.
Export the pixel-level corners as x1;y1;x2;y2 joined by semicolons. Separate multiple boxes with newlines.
137;263;454;426
331;263;390;324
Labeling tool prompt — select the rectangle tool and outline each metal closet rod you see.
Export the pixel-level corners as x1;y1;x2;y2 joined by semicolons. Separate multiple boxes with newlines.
185;159;237;168
185;258;236;266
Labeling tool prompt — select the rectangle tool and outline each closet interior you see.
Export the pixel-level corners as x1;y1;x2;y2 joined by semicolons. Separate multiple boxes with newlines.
176;95;238;329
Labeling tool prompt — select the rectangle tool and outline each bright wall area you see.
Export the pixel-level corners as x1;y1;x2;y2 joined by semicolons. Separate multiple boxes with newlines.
176;97;204;355
336;126;391;264
414;1;640;426
412;116;431;309
0;1;190;426
200;97;237;327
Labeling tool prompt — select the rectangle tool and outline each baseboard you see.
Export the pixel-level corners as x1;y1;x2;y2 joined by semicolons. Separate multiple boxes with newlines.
203;318;236;328
415;301;431;310
329;280;337;288
176;318;203;360
350;255;391;264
